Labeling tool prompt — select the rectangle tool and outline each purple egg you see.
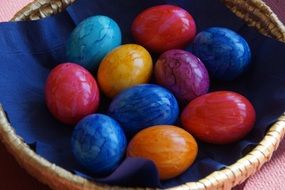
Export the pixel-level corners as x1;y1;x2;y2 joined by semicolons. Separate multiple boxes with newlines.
155;49;209;102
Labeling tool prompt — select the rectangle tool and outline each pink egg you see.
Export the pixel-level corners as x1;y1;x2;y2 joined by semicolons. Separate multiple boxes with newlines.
45;63;100;125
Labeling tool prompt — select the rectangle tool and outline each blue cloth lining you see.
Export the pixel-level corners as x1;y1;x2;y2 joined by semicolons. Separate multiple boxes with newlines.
0;0;285;188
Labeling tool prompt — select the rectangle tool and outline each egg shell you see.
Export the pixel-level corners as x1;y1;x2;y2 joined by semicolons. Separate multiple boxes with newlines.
127;125;198;180
66;15;122;70
45;63;100;125
193;27;251;81
71;114;127;175
98;44;153;98
181;91;256;144
109;84;179;137
155;49;209;102
132;5;196;53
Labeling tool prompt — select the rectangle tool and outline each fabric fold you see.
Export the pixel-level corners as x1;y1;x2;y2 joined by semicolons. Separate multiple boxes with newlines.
0;0;285;188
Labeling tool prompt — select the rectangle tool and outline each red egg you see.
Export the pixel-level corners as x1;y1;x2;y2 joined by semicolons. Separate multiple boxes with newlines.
132;5;196;53
181;91;256;144
45;63;100;125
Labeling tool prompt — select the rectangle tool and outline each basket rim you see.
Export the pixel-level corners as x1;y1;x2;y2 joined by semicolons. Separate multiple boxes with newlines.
0;107;285;190
221;0;285;42
11;0;77;21
11;0;285;43
1;0;285;189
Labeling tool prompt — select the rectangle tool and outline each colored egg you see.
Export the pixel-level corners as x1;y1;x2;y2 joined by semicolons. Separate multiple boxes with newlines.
71;114;127;175
181;91;256;144
45;63;100;125
66;15;122;70
132;5;196;53
98;44;153;98
155;49;210;102
127;125;198;180
193;27;251;80
109;84;179;137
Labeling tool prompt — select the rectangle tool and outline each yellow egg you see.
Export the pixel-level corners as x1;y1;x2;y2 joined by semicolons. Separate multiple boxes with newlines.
98;44;153;98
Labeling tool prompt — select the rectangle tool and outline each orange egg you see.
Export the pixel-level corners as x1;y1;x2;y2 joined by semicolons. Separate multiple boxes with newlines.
98;44;153;98
127;125;198;180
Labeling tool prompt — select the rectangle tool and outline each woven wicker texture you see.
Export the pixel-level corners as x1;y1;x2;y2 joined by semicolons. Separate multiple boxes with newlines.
11;0;285;42
1;105;284;190
0;0;284;190
12;0;76;21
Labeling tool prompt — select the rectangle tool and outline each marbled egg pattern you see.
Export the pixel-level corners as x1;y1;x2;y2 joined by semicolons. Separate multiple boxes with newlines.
109;84;179;137
193;27;251;80
66;15;122;70
98;44;153;98
127;125;198;180
45;63;100;125
71;114;127;175
181;91;256;144
132;5;196;53
155;49;209;102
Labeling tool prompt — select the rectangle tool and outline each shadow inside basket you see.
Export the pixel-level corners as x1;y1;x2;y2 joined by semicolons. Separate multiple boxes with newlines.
1;0;285;188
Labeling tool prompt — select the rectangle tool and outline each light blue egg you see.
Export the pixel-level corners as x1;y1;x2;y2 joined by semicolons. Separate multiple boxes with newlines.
193;27;251;80
109;84;179;137
66;15;122;70
71;114;126;175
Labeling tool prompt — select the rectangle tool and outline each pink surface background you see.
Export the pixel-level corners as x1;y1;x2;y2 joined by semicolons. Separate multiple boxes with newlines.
0;1;284;190
0;0;32;21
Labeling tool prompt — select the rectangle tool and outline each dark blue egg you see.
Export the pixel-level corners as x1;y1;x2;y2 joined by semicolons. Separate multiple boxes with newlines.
71;114;126;175
109;84;179;137
66;15;122;70
193;27;251;80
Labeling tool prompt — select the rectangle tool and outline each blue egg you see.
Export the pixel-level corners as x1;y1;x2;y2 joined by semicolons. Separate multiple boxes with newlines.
66;16;122;70
109;84;179;137
71;114;126;175
193;27;251;80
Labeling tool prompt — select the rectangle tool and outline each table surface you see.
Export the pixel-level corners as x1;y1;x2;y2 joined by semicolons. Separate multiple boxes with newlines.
0;0;284;190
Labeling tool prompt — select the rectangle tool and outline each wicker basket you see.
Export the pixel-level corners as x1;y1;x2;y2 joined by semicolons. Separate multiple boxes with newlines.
1;0;285;190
